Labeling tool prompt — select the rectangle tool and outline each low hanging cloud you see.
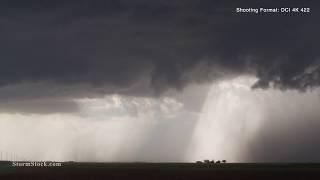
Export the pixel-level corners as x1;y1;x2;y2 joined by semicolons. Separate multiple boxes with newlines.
0;0;320;102
0;92;200;162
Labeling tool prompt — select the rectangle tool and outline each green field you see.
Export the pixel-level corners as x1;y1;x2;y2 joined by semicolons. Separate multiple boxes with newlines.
1;161;320;179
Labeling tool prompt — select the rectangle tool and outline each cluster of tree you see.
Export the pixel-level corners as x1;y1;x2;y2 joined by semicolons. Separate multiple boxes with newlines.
196;160;226;164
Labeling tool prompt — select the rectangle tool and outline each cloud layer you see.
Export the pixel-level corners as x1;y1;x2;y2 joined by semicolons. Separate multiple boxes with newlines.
1;0;320;101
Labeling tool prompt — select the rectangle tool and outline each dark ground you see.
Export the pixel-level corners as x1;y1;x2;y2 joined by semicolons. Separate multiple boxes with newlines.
1;161;320;180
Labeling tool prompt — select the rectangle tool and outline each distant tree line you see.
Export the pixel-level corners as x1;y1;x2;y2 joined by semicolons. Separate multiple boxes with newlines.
196;159;227;164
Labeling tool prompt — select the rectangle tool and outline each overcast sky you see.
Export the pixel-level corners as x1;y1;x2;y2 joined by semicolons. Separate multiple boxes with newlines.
0;0;320;162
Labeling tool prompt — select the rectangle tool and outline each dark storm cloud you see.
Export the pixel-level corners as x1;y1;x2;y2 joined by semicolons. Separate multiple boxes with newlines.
0;0;319;98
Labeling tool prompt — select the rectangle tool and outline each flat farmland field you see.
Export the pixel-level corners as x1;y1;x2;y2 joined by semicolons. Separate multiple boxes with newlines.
1;161;320;180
